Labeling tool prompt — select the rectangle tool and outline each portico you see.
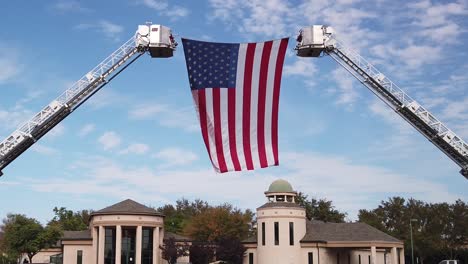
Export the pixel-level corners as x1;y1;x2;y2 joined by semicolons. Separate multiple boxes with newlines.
90;200;165;264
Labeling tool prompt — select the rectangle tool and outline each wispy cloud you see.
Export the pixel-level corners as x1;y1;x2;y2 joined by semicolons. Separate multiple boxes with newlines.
137;0;189;20
129;103;199;132
98;131;122;150
0;45;22;84
32;144;59;155
52;0;92;13
119;143;150;155
78;123;95;137
153;147;198;168
75;20;124;41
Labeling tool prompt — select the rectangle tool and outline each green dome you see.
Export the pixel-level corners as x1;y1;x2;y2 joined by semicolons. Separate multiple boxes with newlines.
267;179;294;193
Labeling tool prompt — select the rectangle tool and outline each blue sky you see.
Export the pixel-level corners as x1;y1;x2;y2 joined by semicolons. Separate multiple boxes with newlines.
0;0;467;223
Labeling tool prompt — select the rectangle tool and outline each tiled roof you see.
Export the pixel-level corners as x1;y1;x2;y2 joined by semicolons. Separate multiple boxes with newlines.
242;235;257;243
91;199;164;217
164;231;191;242
62;230;92;240
242;220;400;244
300;220;401;243
257;202;304;209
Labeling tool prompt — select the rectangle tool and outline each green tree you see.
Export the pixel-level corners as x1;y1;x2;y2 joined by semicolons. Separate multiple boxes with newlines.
184;204;253;242
296;192;347;222
2;214;61;262
158;199;210;234
358;197;468;264
48;207;91;231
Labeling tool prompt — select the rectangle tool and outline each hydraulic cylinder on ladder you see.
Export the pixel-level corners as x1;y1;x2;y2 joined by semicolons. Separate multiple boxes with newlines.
295;25;468;179
0;23;177;177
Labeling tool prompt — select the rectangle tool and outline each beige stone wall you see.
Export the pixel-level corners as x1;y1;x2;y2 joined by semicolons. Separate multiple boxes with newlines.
63;244;92;264
243;247;257;264
256;206;306;264
90;214;164;227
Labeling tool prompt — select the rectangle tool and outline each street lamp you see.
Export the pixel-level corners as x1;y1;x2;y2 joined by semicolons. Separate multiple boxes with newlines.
410;219;418;264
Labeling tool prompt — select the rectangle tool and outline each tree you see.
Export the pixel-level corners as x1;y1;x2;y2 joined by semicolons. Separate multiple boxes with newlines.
2;214;61;262
216;236;246;264
48;207;91;231
358;197;468;264
157;199;210;234
184;204;253;242
296;192;347;222
161;237;190;264
189;241;215;264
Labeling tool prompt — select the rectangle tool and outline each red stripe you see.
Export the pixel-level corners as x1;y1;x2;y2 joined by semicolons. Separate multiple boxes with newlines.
242;43;256;170
196;89;213;164
228;88;241;171
271;38;288;165
257;41;273;168
213;88;227;172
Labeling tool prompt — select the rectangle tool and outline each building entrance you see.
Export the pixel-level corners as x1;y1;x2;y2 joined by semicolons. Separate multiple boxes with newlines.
121;228;136;264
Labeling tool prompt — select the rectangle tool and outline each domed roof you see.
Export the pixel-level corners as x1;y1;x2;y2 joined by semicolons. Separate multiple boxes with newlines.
266;179;295;193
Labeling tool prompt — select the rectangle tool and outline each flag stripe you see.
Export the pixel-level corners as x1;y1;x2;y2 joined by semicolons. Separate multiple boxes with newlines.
219;88;233;171
242;43;256;170
213;88;227;172
257;41;273;168
227;88;241;171
272;38;288;165
264;40;280;165
250;43;264;169
195;89;213;165
235;44;247;170
205;89;220;170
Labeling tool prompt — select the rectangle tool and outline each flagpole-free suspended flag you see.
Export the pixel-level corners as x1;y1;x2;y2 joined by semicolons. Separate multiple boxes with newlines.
182;38;289;173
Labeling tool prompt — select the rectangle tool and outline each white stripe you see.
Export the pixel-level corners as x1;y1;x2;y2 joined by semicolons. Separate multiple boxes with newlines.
220;88;234;171
235;44;248;170
250;42;264;169
204;89;219;171
264;40;280;165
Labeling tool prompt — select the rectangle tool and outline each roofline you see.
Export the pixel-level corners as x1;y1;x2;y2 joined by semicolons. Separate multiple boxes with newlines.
61;238;93;241
300;239;404;245
90;211;165;217
264;191;297;195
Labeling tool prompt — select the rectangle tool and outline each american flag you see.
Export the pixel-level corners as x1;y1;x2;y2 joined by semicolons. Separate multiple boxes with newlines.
182;38;289;173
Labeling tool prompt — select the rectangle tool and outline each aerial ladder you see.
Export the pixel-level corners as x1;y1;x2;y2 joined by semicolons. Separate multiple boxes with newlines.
0;23;177;177
296;25;468;179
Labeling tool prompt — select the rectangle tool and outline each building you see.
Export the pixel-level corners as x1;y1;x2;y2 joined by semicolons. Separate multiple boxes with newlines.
242;179;405;264
28;179;404;264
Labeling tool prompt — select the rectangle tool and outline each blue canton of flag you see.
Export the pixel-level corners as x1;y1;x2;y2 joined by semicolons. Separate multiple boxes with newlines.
184;40;239;89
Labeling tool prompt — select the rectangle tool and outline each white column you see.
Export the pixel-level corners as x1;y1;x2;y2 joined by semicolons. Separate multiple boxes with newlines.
371;246;377;264
98;226;105;264
116;225;122;264
136;226;142;264
399;248;405;264
391;247;398;264
153;227;160;264
92;227;98;264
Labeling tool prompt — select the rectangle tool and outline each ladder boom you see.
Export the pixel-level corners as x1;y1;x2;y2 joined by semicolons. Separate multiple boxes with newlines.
296;25;468;179
0;23;177;177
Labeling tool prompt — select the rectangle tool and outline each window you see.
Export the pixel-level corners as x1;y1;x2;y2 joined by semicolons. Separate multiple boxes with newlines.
348;254;351;264
368;255;371;264
359;255;361;264
289;222;294;245
142;228;154;264
104;227;116;264
121;227;136;264
337;253;340;264
308;252;313;264
77;250;82;264
249;253;254;264
261;222;265;246
274;222;279;245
